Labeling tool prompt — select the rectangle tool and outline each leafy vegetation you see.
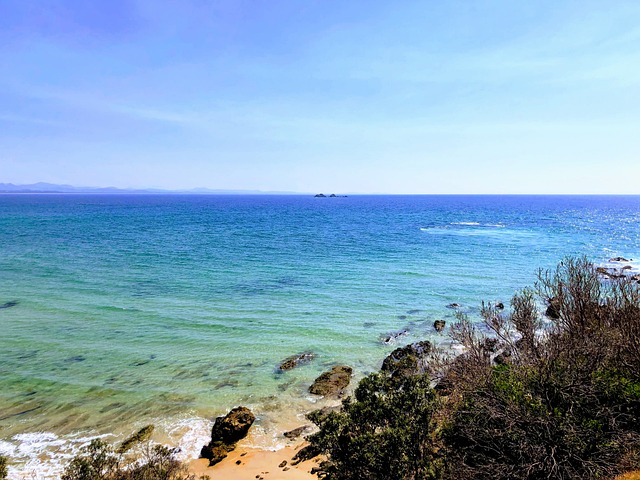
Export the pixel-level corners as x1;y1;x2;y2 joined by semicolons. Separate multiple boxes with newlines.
0;455;7;480
61;439;208;480
307;257;640;479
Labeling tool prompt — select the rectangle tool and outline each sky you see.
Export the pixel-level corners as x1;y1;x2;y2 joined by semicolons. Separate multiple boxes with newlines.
1;0;639;194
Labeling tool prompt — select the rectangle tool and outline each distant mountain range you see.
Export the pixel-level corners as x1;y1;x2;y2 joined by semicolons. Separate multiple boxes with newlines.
0;183;305;195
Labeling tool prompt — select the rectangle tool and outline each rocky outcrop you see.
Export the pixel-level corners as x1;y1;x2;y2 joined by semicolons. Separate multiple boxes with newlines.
278;352;315;371
381;341;432;379
447;303;460;309
309;366;352;396
200;406;255;466
433;320;446;333
314;193;326;197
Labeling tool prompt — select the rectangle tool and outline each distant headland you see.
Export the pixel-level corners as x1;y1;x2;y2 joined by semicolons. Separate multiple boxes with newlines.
0;183;304;195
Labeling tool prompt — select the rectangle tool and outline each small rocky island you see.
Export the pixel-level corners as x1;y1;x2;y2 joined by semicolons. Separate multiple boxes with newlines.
314;193;348;197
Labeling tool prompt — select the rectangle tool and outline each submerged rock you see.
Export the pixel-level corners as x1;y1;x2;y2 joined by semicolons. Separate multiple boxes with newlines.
446;303;461;309
278;352;315;372
0;300;18;309
201;406;255;465
283;425;310;439
610;257;630;262
381;329;409;344
117;425;154;454
309;366;352;396
433;320;446;333
381;341;432;378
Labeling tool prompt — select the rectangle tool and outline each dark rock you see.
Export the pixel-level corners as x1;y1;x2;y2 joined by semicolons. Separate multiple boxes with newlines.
278;352;315;372
309;366;352;396
446;303;460;309
622;265;632;271
433;320;446;333
210;406;255;444
0;300;18;309
381;341;432;378
117;425;154;454
494;349;513;365
201;406;255;465
480;338;499;354
314;193;326;197
279;460;288;468
283;425;309;439
329;194;337;197
495;302;505;310
407;309;421;314
610;257;630;262
236;460;241;465
545;297;561;319
305;406;341;424
200;441;234;465
381;329;409;344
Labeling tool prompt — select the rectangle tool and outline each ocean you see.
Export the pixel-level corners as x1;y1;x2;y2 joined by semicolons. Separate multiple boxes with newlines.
1;194;639;478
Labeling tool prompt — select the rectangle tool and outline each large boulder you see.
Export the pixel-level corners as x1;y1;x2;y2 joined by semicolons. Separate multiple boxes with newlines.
278;352;315;371
381;341;432;379
309;366;352;396
200;406;255;465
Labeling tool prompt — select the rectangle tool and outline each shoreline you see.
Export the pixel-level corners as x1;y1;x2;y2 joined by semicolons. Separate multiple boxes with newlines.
189;443;320;480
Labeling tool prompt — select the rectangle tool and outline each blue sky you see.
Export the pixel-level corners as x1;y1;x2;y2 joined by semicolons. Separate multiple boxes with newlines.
1;0;639;193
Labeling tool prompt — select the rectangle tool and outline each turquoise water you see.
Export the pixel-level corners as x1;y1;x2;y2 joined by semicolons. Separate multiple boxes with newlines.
1;194;639;477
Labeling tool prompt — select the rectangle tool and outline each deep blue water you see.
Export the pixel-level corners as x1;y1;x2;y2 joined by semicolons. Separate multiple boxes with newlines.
1;194;639;477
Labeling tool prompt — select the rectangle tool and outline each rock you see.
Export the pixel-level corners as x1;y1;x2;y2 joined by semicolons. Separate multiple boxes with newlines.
596;266;613;277
0;300;18;309
283;425;309;439
545;297;561;319
622;265;632;271
433;320;446;333
117;424;154;454
279;460;288;468
494;349;513;365
329;194;337;197
201;406;255;465
278;352;315;372
446;303;460;309
495;302;505;310
381;341;432;378
305;406;341;424
210;406;255;444
309;366;352;396
480;338;499;354
314;193;326;197
381;329;409;344
610;257;630;262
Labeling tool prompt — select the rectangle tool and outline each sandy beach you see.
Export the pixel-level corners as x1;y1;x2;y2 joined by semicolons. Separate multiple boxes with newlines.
189;442;319;480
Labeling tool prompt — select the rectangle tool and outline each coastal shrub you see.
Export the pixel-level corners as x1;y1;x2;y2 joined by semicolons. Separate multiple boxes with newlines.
305;372;444;480
61;439;209;480
0;455;7;480
309;257;640;479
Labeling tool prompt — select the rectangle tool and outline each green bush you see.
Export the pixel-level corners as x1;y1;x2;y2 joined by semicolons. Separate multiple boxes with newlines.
0;455;8;480
61;439;208;480
308;257;640;479
306;373;443;480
